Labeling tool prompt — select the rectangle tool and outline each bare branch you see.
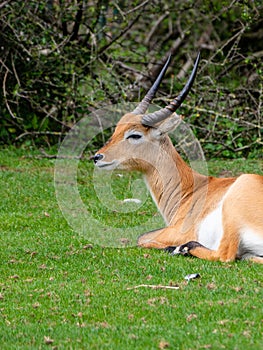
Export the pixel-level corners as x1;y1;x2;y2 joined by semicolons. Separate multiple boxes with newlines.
176;56;193;80
3;69;22;120
15;131;64;141
144;12;169;46
98;13;142;55
125;0;151;15
0;1;11;10
111;2;126;21
0;58;11;73
11;54;20;87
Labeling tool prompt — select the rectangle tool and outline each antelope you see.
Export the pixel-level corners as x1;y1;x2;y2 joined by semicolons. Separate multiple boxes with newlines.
92;53;263;264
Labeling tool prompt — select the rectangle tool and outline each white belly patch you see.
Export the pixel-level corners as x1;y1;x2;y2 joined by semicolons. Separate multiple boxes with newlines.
198;203;223;250
239;227;263;258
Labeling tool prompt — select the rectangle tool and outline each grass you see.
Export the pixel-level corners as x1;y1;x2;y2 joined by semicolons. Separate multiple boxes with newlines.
0;147;262;350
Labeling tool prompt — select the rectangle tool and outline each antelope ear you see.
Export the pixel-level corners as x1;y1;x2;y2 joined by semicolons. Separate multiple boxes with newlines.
151;114;181;138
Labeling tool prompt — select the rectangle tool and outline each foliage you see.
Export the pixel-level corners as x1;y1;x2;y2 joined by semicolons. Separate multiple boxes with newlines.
0;0;262;158
0;149;262;349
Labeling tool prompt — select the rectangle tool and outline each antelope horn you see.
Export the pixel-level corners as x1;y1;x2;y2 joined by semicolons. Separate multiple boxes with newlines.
141;52;201;127
131;54;171;115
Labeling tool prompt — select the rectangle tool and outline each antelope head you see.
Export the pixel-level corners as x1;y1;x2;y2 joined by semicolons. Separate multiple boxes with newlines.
93;53;200;173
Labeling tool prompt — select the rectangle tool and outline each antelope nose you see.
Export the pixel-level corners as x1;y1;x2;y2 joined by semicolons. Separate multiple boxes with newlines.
93;153;104;163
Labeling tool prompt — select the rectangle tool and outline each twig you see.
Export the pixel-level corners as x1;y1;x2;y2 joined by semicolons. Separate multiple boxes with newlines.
176;56;193;80
125;0;150;15
40;106;69;128
38;148;83;159
144;12;169;46
126;284;179;290
115;60;147;77
212;0;239;22
11;54;20;87
112;2;126;21
3;70;22;120
0;1;10;10
200;25;246;75
5;22;32;57
98;13;141;55
15;131;63;141
0;58;11;73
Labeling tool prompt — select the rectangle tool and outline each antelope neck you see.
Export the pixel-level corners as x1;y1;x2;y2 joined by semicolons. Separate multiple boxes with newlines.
143;138;205;224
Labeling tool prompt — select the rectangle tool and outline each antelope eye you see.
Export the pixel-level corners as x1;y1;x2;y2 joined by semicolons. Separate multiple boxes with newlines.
126;134;142;140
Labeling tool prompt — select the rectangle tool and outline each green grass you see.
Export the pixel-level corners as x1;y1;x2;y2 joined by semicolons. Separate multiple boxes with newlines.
0;148;262;350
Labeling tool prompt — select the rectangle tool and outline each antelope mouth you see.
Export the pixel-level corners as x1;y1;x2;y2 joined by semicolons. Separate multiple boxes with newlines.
95;160;119;170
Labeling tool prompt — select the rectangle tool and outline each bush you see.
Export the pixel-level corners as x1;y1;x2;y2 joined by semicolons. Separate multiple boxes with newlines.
0;0;262;158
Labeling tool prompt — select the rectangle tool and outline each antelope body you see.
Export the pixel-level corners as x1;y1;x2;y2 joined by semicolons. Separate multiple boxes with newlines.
93;53;263;264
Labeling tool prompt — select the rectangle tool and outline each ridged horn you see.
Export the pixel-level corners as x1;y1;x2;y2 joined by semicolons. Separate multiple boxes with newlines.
141;52;201;127
131;54;171;115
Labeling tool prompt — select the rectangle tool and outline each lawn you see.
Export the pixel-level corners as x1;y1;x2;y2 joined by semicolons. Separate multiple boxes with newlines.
0;148;262;350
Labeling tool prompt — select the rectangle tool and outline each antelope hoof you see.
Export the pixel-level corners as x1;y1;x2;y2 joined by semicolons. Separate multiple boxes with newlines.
165;246;184;256
166;241;204;257
165;246;177;254
177;241;204;255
